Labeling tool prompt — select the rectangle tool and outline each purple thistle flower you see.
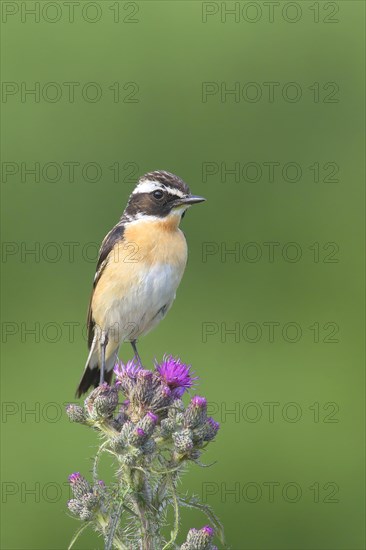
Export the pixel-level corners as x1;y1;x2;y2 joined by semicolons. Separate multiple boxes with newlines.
155;355;197;398
136;428;145;437
114;359;141;381
114;360;143;395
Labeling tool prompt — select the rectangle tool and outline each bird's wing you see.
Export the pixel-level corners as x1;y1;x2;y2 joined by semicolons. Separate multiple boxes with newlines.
86;222;125;348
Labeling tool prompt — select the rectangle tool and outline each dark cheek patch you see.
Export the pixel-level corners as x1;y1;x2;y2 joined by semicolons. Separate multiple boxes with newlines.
125;193;172;218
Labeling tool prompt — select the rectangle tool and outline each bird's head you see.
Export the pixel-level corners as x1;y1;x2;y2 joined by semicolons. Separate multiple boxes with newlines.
124;170;205;224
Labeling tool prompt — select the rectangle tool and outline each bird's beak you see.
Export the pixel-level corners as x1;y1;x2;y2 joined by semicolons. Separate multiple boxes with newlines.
174;195;206;207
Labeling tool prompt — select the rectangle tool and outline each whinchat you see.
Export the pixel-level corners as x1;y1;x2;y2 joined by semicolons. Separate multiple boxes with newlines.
76;170;205;396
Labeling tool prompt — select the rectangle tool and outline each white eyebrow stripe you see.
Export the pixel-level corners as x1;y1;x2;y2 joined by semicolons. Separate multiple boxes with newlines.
132;180;186;198
132;180;163;194
164;186;185;198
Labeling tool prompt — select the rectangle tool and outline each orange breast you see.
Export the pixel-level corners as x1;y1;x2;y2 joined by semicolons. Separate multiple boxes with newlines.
123;217;188;268
91;217;188;330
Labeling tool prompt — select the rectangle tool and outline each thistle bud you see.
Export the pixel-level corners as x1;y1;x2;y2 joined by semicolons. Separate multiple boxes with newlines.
132;369;154;405
202;418;220;441
110;420;134;451
81;492;99;511
184;396;207;429
168;399;185;424
79;508;93;521
121;447;142;466
193;417;220;443
109;434;126;453
142;438;156;455
189;449;202;460
129;427;147;446
159;417;176;438
136;411;158;438
85;383;118;419
66;404;86;424
150;384;172;412
119;420;135;441
168;399;185;418
93;480;106;498
68;473;91;499
112;404;128;431
172;428;193;455
67;498;83;517
181;525;215;550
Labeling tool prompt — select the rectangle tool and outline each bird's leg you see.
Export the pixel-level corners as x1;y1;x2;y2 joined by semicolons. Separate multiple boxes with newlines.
131;340;142;366
100;331;109;385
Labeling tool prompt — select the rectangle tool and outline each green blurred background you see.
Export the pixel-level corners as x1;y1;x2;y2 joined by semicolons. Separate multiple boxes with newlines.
1;1;365;548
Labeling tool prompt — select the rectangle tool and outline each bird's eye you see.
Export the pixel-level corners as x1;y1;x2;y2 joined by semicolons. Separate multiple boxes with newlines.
153;190;164;200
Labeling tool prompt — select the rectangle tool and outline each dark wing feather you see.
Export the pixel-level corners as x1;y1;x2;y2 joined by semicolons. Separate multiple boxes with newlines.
86;222;125;348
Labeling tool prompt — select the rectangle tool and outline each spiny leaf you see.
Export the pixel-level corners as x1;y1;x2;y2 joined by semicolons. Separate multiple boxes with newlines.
179;494;227;548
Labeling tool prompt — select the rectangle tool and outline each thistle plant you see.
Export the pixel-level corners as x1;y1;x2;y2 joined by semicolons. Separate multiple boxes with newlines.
66;355;225;550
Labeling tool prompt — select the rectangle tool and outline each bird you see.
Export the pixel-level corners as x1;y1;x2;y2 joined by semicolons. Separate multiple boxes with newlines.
76;170;206;397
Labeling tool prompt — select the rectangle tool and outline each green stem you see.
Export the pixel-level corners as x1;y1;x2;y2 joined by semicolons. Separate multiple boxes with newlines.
126;467;157;550
162;474;179;550
136;499;151;550
97;513;126;550
105;501;125;550
93;440;108;483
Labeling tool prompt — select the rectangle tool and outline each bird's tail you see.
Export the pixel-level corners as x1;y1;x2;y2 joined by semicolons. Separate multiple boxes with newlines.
76;340;116;398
